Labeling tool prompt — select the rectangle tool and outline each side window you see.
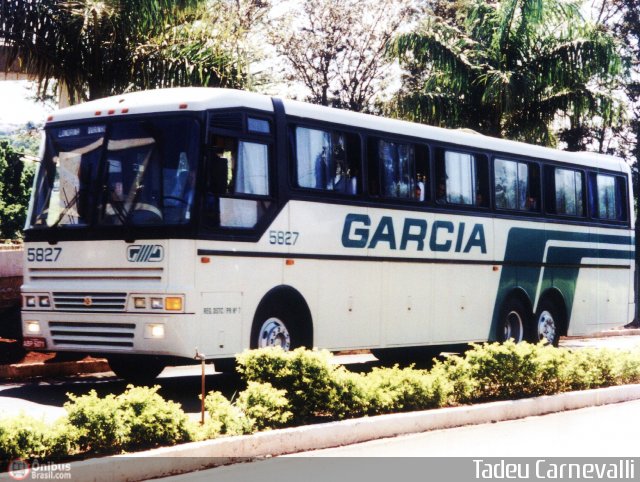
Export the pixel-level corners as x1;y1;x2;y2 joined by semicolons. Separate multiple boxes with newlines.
368;138;429;201
590;173;627;221
295;127;359;195
554;168;584;216
378;139;415;199
206;135;271;229
236;141;269;195
494;159;540;211
210;136;269;196
435;149;488;207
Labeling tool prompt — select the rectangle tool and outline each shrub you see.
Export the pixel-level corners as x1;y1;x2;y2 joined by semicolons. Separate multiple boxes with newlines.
65;391;127;454
0;415;50;462
438;341;573;402
65;386;193;454
202;391;249;437
237;348;344;423
235;382;292;431
364;365;452;414
117;385;192;450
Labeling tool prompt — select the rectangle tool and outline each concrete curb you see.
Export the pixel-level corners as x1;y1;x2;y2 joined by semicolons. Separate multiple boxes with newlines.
0;359;110;381
27;383;640;482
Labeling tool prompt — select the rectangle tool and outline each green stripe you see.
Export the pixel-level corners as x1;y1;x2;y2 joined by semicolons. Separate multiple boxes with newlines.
489;228;634;340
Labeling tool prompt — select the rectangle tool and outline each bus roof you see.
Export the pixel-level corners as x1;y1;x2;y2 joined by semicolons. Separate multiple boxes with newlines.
46;87;628;175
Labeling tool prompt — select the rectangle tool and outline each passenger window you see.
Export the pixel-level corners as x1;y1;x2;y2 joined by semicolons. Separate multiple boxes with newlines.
554;168;584;216
435;149;488;207
494;159;539;211
368;138;429;201
295;127;359;195
591;173;626;221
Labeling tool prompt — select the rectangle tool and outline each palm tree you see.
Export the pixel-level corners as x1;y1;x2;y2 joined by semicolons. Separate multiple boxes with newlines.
0;0;247;104
389;0;624;146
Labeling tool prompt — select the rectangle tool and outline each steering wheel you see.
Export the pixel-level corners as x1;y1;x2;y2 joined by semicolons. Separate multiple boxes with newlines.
163;195;189;206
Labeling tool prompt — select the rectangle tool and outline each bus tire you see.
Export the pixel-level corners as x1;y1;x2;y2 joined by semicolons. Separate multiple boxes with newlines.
107;355;166;384
497;297;527;343
251;299;311;350
531;299;562;346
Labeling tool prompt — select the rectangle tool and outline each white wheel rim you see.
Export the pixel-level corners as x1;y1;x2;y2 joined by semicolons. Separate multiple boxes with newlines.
258;317;291;350
537;310;556;344
504;310;524;343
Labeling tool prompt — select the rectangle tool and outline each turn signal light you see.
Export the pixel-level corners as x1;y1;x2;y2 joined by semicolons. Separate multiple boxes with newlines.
165;297;183;311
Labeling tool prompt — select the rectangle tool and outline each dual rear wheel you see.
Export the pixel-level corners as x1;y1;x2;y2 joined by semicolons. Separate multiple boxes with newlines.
499;297;562;346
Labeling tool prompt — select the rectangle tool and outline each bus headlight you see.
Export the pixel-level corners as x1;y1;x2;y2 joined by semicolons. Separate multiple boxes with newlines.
150;298;164;309
144;323;165;339
133;297;147;309
24;296;37;308
25;320;41;334
39;296;51;308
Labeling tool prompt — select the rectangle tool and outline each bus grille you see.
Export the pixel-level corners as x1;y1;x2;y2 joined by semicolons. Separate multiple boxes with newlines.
53;292;127;312
49;321;135;348
28;267;163;282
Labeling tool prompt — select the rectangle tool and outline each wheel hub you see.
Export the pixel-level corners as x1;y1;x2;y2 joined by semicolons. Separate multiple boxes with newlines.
503;310;524;342
258;317;291;350
537;310;556;344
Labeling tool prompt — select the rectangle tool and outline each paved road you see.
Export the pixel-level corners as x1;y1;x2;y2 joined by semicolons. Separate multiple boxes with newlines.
158;400;640;482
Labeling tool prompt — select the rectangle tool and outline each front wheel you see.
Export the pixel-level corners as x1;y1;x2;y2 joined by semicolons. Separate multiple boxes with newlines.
250;300;310;351
531;301;562;346
107;355;166;384
255;317;292;350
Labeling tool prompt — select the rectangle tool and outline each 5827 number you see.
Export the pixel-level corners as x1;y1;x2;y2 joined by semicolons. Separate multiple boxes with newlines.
27;247;62;262
268;231;299;245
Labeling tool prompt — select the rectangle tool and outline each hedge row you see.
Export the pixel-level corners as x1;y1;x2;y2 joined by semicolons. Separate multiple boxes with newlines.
3;341;640;462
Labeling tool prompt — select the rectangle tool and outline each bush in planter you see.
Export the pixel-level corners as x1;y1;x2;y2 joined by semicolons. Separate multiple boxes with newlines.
117;385;192;450
65;391;127;454
236;348;346;423
0;414;50;461
433;341;571;402
65;385;193;454
202;391;250;437
364;365;452;414
235;382;293;431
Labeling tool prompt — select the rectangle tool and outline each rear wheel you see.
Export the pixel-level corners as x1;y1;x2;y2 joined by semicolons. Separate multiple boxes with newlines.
531;300;562;346
497;297;527;343
107;355;166;384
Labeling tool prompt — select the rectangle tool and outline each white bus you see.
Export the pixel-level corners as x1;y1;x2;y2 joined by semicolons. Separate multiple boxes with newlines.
21;88;635;381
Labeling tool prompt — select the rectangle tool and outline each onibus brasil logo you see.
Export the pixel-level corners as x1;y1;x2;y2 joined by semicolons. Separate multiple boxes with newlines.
8;459;72;480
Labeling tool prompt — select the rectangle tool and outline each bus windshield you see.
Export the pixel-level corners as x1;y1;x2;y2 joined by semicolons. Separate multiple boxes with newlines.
30;117;200;229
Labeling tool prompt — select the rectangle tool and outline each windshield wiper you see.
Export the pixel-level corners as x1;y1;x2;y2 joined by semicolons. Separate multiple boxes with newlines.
49;190;80;228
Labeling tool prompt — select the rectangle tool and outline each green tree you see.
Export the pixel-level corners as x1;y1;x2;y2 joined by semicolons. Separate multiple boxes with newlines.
389;0;624;146
0;0;250;103
0;141;35;240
